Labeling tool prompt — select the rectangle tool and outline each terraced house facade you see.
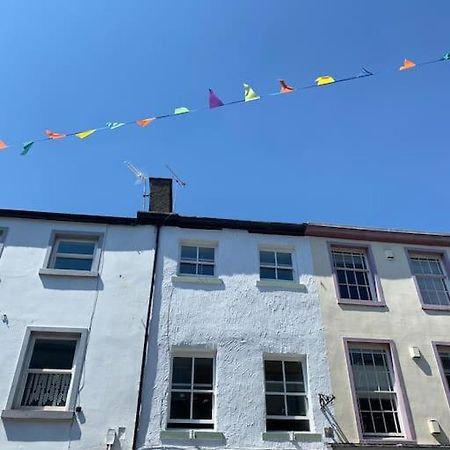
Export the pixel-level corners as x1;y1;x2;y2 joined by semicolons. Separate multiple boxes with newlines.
0;178;449;450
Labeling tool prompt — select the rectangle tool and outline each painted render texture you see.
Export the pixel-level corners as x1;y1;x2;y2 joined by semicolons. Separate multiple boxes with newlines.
137;226;333;450
0;217;156;450
310;237;450;446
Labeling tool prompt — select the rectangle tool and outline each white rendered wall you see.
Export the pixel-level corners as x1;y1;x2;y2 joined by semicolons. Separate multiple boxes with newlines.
0;217;156;450
137;226;332;450
310;237;450;446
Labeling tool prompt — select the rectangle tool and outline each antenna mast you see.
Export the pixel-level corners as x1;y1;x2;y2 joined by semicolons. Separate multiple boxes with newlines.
124;161;149;210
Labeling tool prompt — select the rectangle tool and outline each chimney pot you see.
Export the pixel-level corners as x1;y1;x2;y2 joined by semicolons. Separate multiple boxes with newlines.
149;178;173;213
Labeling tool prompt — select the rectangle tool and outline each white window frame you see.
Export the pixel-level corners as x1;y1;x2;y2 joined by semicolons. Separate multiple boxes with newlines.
39;230;103;277
408;251;450;308
178;242;216;278
259;249;295;281
330;246;378;303
347;342;408;440
263;356;310;431
167;352;216;429
2;327;88;420
0;227;7;258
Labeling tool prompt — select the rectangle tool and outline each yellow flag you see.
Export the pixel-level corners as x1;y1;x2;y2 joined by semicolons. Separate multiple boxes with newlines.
244;83;260;102
315;76;335;86
75;129;96;139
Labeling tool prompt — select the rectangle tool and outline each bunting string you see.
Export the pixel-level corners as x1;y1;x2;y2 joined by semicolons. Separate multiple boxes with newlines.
1;52;449;155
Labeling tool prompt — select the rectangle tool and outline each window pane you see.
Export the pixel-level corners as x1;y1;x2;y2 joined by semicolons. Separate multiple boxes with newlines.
284;361;303;382
198;264;214;276
260;267;276;279
29;339;76;370
286;382;305;393
180;246;197;261
287;395;307;416
179;263;197;275
57;240;95;255
54;257;93;271
265;360;283;381
266;418;310;432
194;358;213;389
276;252;292;267
170;392;191;419
266;395;285;415
198;247;214;262
338;284;349;299
172;357;192;388
277;269;294;281
266;381;284;392
260;251;275;265
192;393;213;419
21;372;72;407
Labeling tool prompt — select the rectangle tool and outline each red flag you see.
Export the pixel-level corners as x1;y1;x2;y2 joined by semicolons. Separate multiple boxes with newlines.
0;140;7;150
46;130;66;139
136;118;155;128
279;79;294;94
399;59;416;71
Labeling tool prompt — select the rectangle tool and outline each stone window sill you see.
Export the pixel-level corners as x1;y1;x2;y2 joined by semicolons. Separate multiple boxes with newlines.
171;275;224;286
160;430;225;441
422;304;450;312
257;279;306;292
262;431;322;442
1;409;74;421
338;299;386;307
39;268;98;278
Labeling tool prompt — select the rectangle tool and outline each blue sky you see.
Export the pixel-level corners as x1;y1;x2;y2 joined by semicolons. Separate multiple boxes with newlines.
1;1;449;231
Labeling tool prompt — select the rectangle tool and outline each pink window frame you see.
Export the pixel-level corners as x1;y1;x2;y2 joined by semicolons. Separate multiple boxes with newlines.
432;341;450;406
343;338;416;443
328;242;386;307
405;247;450;312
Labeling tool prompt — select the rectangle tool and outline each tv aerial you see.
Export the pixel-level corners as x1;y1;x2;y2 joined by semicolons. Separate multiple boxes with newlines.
124;161;149;210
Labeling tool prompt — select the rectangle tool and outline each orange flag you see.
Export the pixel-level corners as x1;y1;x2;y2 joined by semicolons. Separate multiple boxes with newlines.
279;79;294;94
46;130;66;139
0;140;7;150
399;59;416;71
136;118;155;128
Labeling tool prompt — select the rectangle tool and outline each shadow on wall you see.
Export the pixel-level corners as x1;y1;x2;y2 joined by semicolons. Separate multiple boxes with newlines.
2;417;81;442
39;274;104;291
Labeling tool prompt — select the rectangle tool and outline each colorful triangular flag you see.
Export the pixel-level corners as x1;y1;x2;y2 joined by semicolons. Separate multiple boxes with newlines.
399;59;416;71
106;122;125;130
358;67;373;77
46;130;66;139
208;89;224;108
0;140;7;150
174;107;190;115
443;52;450;61
315;76;335;86
279;79;294;94
21;141;34;156
136;118;155;127
244;83;260;102
75;129;96;139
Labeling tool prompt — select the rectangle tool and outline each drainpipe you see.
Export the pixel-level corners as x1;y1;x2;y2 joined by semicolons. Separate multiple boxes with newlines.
132;223;161;450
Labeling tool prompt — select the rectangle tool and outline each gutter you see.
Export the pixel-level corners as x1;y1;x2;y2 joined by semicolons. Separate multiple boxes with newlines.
131;223;161;450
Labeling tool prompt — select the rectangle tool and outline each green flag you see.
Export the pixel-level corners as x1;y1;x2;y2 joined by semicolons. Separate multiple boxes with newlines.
21;141;34;156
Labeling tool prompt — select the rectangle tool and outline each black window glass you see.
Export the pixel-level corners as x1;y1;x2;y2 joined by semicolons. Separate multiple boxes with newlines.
260;251;275;265
54;257;93;271
170;392;191;419
198;247;214;262
181;246;197;261
57;240;95;255
29;339;76;370
194;358;213;389
193;393;213;419
172;357;192;388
